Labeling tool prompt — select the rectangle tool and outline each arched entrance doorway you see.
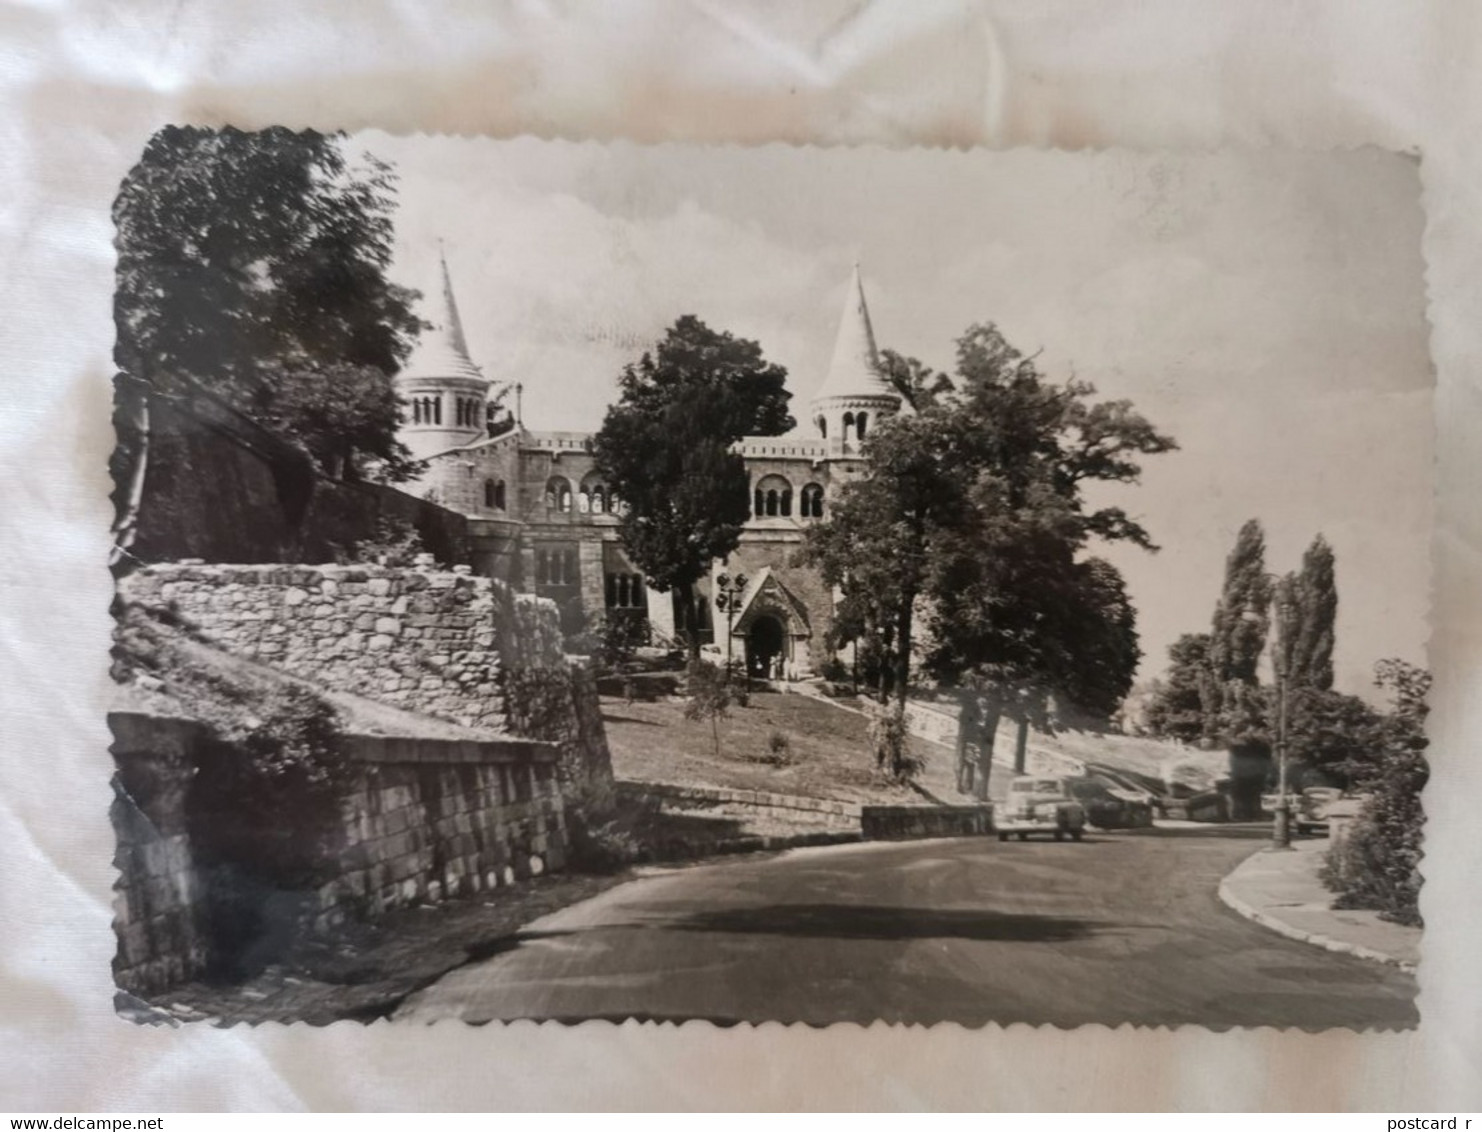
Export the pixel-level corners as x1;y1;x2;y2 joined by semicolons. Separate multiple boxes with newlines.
746;614;785;679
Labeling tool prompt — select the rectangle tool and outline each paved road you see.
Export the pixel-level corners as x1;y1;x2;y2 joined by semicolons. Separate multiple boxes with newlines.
395;827;1418;1028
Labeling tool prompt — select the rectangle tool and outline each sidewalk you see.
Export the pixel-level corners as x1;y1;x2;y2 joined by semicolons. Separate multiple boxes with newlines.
1218;838;1420;971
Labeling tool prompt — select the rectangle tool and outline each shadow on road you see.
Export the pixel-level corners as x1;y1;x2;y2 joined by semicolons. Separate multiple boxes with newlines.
657;902;1096;943
1133;823;1277;840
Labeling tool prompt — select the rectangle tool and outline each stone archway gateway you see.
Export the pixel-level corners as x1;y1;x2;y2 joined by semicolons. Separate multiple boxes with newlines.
746;614;786;678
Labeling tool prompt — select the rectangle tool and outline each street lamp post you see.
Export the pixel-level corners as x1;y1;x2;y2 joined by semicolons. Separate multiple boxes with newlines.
1268;637;1292;847
714;572;747;683
1270;589;1294;850
1240;583;1295;849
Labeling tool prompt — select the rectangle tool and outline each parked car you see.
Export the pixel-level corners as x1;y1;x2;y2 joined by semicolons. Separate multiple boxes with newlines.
1066;775;1156;830
1259;786;1361;835
1297;788;1369;835
1083;765;1167;816
994;777;1088;842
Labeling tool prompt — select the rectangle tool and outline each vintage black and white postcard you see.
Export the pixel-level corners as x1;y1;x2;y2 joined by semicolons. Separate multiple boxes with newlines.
106;135;1431;1030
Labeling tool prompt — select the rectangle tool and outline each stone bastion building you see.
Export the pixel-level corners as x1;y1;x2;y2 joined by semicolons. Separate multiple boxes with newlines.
398;258;901;680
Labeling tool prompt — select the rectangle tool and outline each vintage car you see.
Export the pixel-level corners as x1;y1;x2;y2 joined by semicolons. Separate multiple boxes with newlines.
1066;774;1156;830
1259;786;1361;835
995;776;1088;842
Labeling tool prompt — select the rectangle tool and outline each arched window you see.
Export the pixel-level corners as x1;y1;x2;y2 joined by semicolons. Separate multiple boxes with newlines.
842;411;856;441
580;476;608;515
754;474;794;519
816;415;827;438
578;489;591;514
484;478;497;508
545;477;572;513
801;483;824;519
856;411;869;440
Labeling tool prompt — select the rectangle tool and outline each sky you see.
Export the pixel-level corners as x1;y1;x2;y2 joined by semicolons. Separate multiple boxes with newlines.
359;134;1433;697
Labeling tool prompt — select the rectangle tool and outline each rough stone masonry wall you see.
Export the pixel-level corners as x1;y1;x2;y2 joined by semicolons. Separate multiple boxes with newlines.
110;713;215;996
120;562;615;806
121;562;508;731
110;713;571;997
307;735;567;935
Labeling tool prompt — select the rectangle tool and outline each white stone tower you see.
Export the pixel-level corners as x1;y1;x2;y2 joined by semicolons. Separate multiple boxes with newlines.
809;264;901;455
396;250;491;461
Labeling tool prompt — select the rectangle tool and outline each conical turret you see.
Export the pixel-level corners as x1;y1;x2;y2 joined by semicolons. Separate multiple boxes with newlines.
396;248;491;460
810;264;900;454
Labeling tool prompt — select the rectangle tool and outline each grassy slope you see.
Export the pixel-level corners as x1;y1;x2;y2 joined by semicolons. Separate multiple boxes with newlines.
602;691;992;805
604;690;1217;806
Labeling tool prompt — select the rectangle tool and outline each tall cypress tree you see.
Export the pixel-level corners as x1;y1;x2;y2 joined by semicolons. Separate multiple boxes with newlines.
1206;519;1274;816
1283;534;1337;691
1208;519;1273;689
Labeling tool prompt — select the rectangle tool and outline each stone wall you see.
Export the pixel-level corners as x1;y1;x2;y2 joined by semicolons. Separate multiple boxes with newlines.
308;734;567;934
110;711;571;996
110;713;214;996
860;804;995;841
121;563;508;731
119;561;615;804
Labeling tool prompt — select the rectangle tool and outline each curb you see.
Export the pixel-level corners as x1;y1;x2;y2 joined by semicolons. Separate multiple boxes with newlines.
1217;861;1417;973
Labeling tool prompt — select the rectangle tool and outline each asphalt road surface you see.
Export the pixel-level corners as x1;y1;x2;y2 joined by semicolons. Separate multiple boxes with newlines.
395;827;1418;1029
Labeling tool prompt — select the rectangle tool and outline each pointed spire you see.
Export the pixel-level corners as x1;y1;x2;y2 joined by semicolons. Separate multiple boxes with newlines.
812;263;896;404
398;244;484;384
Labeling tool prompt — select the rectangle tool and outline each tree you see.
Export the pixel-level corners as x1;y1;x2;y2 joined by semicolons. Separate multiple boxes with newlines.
1204;519;1275;813
817;323;1174;799
1207;519;1274;704
1323;659;1430;926
800;391;960;710
263;362;422;482
1144;633;1213;742
683;660;734;758
1279;534;1338;692
111;127;423;560
592;316;793;655
1053;557;1142;726
114;126;420;395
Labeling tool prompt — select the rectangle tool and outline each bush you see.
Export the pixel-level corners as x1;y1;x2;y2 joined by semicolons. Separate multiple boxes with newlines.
758;729;791;766
349;515;426;567
567;816;647;874
1320;660;1430;927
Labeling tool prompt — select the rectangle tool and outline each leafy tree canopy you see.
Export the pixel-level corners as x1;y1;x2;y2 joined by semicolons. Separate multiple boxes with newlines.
1143;632;1212;743
806;322;1174;793
593;317;793;642
113;126;422;480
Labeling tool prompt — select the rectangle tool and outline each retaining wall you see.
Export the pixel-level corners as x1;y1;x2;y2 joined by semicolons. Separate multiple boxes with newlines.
860;804;995;840
615;780;863;828
117;563;616;805
111;711;569;996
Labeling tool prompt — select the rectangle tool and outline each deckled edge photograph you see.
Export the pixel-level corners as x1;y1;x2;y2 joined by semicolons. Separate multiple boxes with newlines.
105;132;1431;1031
